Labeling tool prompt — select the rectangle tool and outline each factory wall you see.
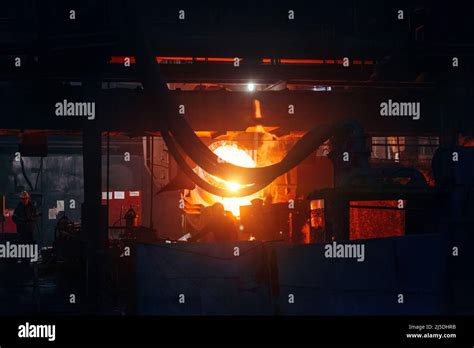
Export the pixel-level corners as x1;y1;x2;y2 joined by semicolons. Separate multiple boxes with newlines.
136;233;473;315
0;153;84;248
101;136;183;241
0;135;169;247
136;242;274;315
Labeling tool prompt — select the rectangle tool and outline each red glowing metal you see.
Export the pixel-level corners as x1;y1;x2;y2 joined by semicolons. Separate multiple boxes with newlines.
349;200;405;240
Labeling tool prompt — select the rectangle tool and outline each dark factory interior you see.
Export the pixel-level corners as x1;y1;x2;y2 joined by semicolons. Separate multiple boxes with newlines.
0;0;473;326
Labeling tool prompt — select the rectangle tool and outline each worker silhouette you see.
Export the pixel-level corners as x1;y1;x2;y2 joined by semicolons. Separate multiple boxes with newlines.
247;197;279;241
190;203;238;242
12;191;39;243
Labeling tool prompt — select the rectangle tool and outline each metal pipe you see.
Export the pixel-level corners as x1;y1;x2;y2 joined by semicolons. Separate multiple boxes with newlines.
106;132;110;227
150;136;154;229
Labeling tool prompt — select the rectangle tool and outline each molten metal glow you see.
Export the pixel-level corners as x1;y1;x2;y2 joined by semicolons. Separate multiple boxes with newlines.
192;142;260;217
209;144;258;216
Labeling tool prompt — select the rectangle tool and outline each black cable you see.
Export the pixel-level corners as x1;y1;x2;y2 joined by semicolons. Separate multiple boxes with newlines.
34;157;43;191
147;66;360;186
20;157;34;192
160;118;360;197
160;122;269;197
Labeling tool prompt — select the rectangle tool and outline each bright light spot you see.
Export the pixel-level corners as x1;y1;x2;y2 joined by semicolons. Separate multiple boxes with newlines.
239;225;245;231
247;83;256;92
211;144;257;216
249;236;256;241
192;142;260;217
213;144;255;169
226;182;241;191
211;145;255;193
